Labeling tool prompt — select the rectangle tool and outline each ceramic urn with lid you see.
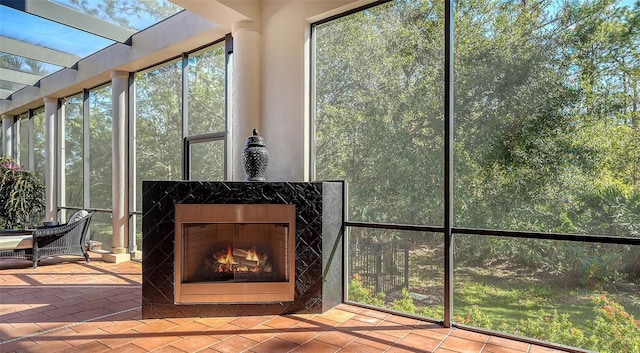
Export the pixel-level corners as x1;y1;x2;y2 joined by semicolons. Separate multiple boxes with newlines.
242;129;269;181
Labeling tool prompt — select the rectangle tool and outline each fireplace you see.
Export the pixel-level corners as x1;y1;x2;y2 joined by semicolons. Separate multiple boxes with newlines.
175;204;296;304
142;181;345;318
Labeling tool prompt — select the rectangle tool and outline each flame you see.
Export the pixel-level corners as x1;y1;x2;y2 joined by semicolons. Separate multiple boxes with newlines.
215;246;235;272
225;246;234;263
246;247;259;262
212;246;270;274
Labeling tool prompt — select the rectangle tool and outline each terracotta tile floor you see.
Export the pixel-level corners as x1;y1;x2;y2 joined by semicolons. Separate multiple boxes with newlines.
0;254;571;353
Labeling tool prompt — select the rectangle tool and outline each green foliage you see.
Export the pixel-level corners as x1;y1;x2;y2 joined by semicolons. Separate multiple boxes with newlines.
392;288;417;313
509;294;640;353
579;184;640;237
62;95;85;208
518;309;586;347
316;0;639;285
586;294;640;352
350;277;442;319
0;156;45;229
88;86;113;210
454;305;494;329
348;274;386;307
452;292;639;352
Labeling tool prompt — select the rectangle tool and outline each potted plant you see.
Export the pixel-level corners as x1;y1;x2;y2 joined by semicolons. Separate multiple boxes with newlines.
0;156;45;229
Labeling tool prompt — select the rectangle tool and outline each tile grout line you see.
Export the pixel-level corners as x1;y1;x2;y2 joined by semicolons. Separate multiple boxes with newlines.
421;328;454;353
0;306;142;345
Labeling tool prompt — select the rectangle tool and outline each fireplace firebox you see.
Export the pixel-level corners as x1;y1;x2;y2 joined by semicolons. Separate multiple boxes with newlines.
175;204;296;304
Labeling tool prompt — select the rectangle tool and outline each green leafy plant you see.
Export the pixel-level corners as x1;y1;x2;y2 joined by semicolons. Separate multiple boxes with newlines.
516;309;585;348
391;288;417;313
0;156;45;229
511;294;640;353
454;305;495;330
348;273;386;307
586;294;640;352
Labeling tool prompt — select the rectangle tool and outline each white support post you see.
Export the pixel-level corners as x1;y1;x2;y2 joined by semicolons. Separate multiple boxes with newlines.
231;20;262;181
108;70;130;262
43;97;58;221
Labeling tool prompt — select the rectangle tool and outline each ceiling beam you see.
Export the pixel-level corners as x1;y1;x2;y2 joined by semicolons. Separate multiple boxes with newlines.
0;87;17;98
0;0;135;42
0;36;81;68
0;67;43;85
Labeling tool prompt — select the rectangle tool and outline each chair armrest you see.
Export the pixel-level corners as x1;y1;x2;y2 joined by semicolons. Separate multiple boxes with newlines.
32;221;80;237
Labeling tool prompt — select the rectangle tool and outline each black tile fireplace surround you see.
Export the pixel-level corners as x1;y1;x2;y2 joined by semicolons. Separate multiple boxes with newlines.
141;181;345;319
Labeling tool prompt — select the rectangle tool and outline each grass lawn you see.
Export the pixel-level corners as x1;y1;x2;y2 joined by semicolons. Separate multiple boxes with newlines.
358;247;640;349
450;265;640;329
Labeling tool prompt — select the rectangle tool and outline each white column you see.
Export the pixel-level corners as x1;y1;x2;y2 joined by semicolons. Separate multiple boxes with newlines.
58;104;66;220
231;20;262;181
2;114;14;158
43;97;58;221
261;3;312;181
111;71;129;254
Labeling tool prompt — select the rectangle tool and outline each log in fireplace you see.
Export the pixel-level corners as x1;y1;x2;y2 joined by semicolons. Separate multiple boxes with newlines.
142;181;344;318
175;204;296;304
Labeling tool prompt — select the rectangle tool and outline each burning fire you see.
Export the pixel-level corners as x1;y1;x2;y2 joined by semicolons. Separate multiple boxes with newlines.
213;246;271;273
245;248;260;262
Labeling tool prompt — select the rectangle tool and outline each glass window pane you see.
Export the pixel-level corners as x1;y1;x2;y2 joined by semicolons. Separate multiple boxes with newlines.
52;0;183;31
63;95;84;208
453;0;640;237
89;211;113;250
88;85;113;210
0;5;114;58
32;107;45;185
454;233;640;351
0;52;61;77
16;113;29;167
189;140;224;181
348;227;444;321
314;1;445;225
187;43;226;135
134;61;182;211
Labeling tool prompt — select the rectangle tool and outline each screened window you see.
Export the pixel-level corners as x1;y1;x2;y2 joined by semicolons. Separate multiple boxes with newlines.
184;41;228;181
88;85;113;210
449;1;640;349
61;94;84;210
453;0;640;238
187;42;227;136
131;41;231;255
314;2;444;226
313;0;446;325
88;85;114;245
134;60;183;212
32;107;45;184
16;112;29;168
313;1;640;352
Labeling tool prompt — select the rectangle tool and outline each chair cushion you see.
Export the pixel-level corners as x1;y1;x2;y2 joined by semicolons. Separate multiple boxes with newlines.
0;235;32;250
69;210;89;223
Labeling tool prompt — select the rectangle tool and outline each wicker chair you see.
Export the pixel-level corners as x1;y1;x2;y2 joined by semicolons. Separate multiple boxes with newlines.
31;210;95;268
